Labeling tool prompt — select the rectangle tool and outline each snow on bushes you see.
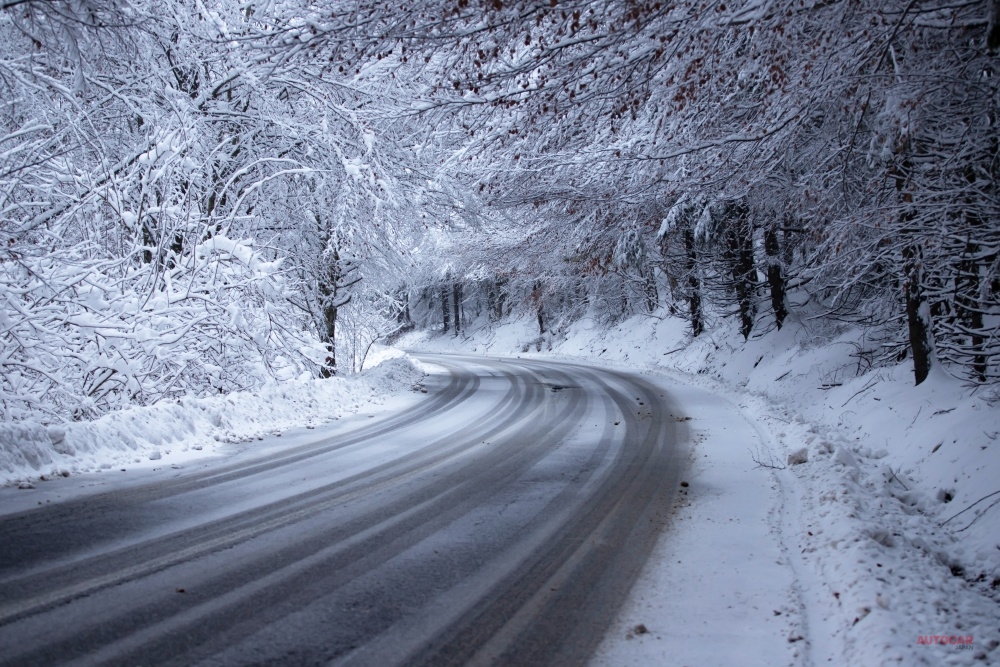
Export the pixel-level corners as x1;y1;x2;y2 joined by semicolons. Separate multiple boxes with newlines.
0;235;322;422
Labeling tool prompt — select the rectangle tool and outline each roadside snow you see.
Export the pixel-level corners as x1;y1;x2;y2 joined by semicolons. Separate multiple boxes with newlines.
403;311;1000;665
590;379;805;667
0;346;424;486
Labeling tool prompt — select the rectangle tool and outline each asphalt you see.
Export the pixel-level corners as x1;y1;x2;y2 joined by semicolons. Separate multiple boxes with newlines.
0;354;688;666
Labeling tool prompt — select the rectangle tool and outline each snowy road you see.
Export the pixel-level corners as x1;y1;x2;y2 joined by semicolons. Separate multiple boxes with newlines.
0;354;687;666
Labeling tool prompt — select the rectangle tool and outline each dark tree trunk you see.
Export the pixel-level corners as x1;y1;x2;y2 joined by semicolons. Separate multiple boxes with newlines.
494;276;508;320
956;165;989;382
315;233;361;378
903;243;934;385
959;260;986;382
642;264;658;313
764;226;788;330
658;234;679;312
683;229;703;337
318;256;340;378
726;203;756;340
453;281;462;335
895;158;934;386
487;282;497;322
441;284;450;333
533;280;545;335
319;303;337;378
988;0;1000;51
957;238;987;382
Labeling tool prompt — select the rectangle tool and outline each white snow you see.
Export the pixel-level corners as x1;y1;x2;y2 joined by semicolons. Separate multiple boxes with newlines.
0;347;424;487
402;309;1000;665
590;379;806;667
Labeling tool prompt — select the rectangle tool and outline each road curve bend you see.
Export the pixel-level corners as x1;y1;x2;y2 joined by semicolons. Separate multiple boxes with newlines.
0;354;689;667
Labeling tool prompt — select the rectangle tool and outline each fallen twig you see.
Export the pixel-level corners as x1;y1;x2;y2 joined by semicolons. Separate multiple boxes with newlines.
889;467;908;491
841;376;880;408
941;489;1000;527
749;445;786;470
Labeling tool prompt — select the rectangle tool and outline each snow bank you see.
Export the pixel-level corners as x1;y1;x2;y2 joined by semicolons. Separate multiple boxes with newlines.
0;348;423;485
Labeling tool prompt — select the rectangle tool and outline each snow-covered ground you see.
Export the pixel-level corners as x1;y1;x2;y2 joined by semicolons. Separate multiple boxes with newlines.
0;347;424;488
402;312;1000;666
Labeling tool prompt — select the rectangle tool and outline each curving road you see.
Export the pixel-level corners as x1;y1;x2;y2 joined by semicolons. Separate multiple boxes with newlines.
0;354;688;666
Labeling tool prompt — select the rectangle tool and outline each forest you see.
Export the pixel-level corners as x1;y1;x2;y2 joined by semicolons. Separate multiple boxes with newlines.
2;0;998;423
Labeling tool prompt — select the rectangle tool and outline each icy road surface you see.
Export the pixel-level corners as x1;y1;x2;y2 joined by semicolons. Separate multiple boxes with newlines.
0;354;687;666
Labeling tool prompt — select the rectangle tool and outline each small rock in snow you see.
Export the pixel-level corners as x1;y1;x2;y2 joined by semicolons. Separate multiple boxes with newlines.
148;451;162;461
17;482;35;490
787;448;809;465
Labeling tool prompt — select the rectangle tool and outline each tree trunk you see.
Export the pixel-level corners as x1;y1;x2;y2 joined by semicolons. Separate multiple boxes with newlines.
903;242;934;385
726;203;756;340
395;288;412;326
988;0;1000;51
441;284;450;333
782;217;794;268
318;282;338;378
894;157;934;386
683;229;703;337
642;264;658;313
495;276;507;320
533;280;545;334
452;280;462;335
487;282;497;322
764;226;788;330
957;238;987;382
